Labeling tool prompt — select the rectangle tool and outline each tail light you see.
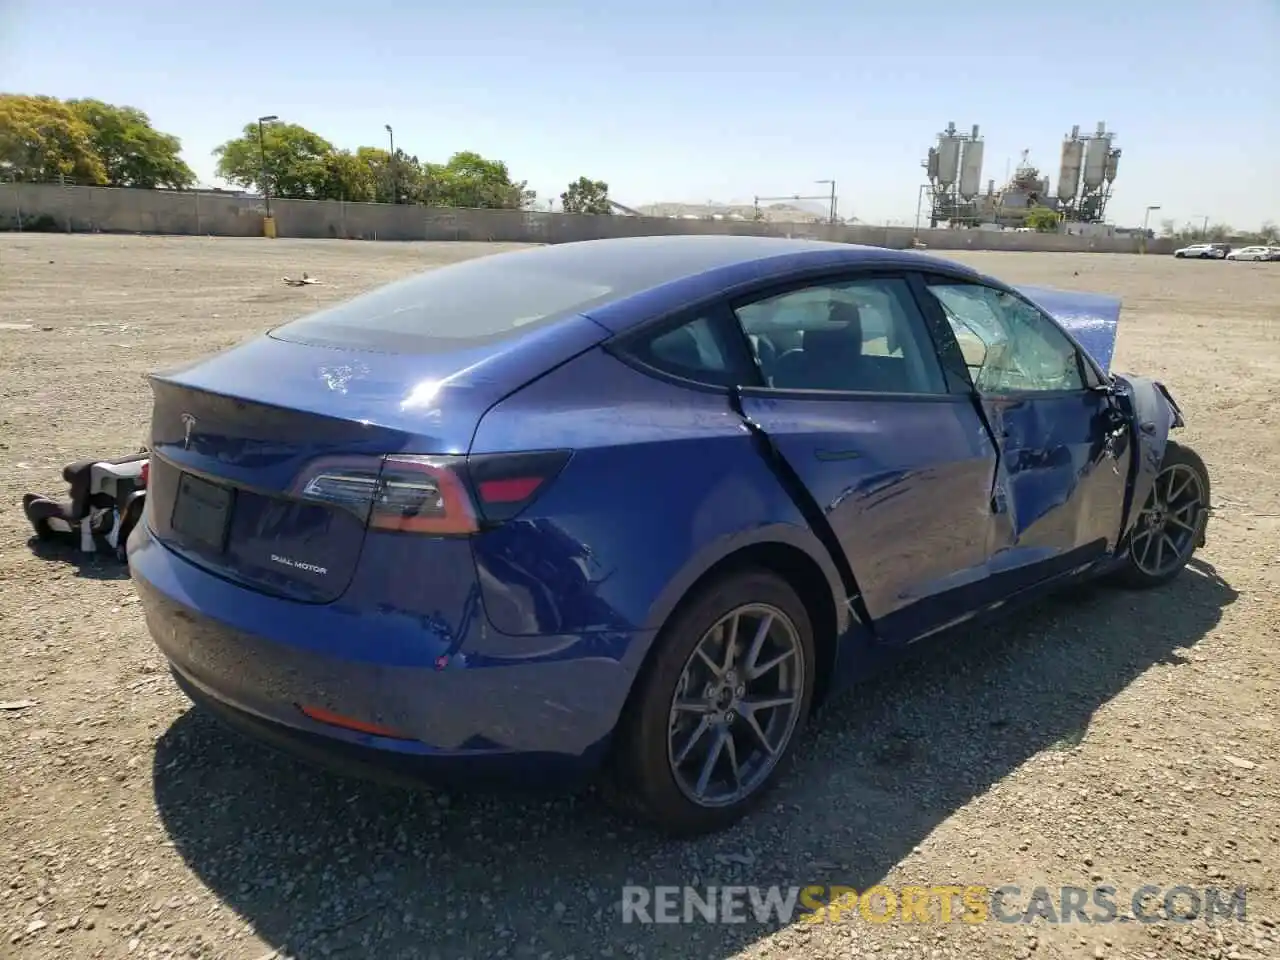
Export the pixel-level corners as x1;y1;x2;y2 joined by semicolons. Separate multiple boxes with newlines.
467;450;571;524
290;450;570;535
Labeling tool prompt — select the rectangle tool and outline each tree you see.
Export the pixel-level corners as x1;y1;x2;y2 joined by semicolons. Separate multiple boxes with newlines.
66;99;194;189
1170;220;1233;241
1025;206;1060;233
0;93;106;183
213;120;335;199
429;151;534;209
560;176;611;215
356;146;429;204
211;123;536;209
388;152;436;205
1252;221;1277;244
321;149;377;202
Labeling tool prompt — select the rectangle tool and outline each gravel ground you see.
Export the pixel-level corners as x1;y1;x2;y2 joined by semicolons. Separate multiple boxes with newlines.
1;235;1278;960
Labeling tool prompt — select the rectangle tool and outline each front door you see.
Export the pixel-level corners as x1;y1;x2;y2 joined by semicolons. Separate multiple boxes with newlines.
730;272;999;645
918;278;1131;594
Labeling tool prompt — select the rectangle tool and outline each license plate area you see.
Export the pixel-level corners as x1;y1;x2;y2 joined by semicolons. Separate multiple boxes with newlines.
171;473;234;552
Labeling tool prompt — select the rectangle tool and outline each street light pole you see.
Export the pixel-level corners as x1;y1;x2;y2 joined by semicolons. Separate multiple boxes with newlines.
915;184;931;238
385;124;395;203
816;179;837;223
1141;204;1161;234
257;115;278;218
1140;204;1161;253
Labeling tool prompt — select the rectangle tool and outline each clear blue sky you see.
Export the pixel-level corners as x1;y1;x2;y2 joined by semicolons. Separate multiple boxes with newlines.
2;0;1276;230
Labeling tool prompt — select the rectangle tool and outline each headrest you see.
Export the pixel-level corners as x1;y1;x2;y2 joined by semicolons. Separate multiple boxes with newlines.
652;325;705;371
802;301;863;357
828;299;863;330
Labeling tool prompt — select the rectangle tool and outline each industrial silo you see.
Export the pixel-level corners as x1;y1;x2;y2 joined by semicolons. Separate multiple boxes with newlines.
936;125;962;188
958;125;984;199
1057;126;1084;202
1082;122;1111;191
1104;148;1121;183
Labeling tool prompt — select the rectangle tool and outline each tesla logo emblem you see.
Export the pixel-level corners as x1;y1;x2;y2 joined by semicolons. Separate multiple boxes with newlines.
180;413;197;450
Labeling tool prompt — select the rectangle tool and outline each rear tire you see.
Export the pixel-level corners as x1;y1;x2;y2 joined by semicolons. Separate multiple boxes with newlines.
1111;441;1209;590
605;570;815;836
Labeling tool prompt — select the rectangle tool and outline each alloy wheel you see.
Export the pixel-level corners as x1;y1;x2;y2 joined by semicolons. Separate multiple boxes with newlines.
666;603;805;808
1130;462;1206;577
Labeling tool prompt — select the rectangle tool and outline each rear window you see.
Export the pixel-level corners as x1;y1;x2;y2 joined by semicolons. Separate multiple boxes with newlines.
272;255;617;353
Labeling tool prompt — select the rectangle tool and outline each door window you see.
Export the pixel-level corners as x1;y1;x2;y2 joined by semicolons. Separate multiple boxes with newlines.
924;282;1086;394
733;277;947;394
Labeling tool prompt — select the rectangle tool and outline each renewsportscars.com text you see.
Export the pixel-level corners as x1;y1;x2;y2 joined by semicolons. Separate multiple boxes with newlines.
620;884;1248;925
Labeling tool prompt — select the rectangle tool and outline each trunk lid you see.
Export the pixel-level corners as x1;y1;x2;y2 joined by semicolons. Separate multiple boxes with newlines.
147;315;607;603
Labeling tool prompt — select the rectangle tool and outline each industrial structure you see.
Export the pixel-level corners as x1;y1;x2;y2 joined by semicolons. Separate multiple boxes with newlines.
920;122;986;227
919;121;1120;229
1055;122;1121;223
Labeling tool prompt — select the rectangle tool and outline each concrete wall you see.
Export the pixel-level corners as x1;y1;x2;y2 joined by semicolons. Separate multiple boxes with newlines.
0;182;1176;255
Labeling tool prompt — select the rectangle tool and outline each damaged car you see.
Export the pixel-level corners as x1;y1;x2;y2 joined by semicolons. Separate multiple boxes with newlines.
128;236;1211;836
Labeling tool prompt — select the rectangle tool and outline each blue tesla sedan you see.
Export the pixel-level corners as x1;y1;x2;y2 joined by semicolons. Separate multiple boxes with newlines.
129;235;1210;835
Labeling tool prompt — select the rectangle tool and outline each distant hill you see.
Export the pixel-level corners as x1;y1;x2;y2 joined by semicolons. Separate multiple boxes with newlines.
635;201;832;223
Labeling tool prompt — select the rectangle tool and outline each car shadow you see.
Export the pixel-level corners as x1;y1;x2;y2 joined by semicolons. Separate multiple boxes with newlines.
25;535;130;581
151;560;1236;959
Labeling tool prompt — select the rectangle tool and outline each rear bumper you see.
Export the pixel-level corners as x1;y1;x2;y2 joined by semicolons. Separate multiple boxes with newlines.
170;666;600;789
129;522;645;780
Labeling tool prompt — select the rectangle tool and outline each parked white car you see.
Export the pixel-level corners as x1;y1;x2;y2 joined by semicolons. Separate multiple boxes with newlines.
1173;243;1231;259
1225;245;1280;261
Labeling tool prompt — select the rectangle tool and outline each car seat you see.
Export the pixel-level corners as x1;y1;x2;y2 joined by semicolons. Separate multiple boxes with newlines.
22;450;149;560
770;301;865;390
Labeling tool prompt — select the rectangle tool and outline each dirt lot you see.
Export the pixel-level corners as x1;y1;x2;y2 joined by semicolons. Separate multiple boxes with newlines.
1;235;1278;960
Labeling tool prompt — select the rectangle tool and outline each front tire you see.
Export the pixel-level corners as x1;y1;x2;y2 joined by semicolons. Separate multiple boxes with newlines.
1112;441;1210;589
605;570;816;836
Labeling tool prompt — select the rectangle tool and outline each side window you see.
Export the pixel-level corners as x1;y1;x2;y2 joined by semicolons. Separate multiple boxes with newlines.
925;282;1085;394
733;277;947;395
627;313;747;387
